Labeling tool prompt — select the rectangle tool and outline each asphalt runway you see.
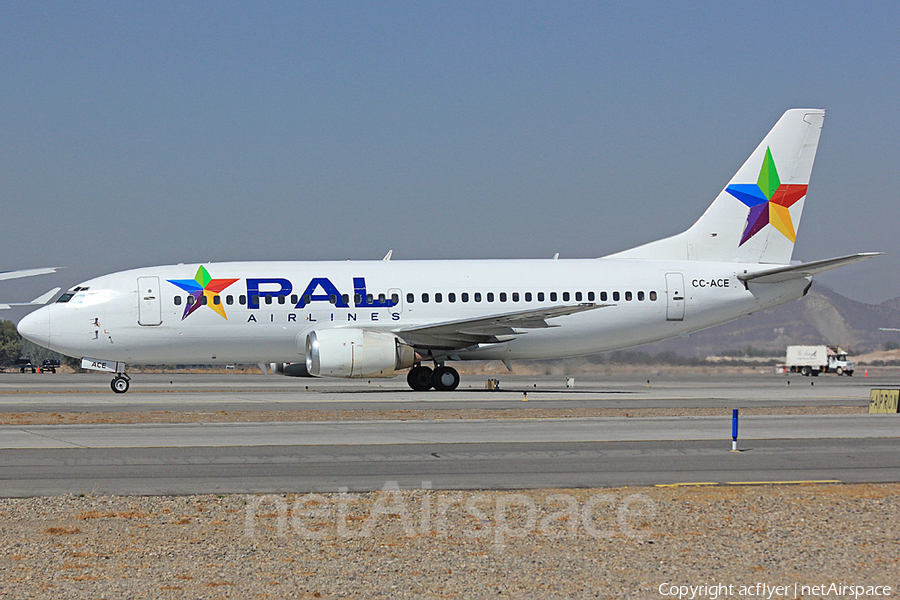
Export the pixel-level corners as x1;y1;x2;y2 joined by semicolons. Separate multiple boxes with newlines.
1;372;898;496
0;371;892;412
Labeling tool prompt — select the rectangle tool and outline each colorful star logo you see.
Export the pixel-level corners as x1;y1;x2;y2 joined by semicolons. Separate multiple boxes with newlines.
725;147;808;246
168;266;239;320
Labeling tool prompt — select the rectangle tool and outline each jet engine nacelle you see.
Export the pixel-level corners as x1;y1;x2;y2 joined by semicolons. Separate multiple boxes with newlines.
270;362;313;377
305;329;416;378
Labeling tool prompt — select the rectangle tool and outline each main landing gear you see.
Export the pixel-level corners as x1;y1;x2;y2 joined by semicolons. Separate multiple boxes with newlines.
406;364;460;391
111;374;131;394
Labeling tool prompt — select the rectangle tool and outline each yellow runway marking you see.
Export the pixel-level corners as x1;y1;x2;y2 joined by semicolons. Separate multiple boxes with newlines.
655;482;718;488
725;480;841;485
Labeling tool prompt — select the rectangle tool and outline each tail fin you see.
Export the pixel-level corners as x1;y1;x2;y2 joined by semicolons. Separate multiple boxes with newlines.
608;109;825;264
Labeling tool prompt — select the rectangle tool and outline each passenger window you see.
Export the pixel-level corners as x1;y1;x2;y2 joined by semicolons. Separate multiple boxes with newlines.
201;295;208;305
625;291;633;301
174;296;182;306
512;292;519;302
638;291;645;301
525;292;532;302
377;293;385;303
407;293;414;303
538;292;545;302
354;294;362;304
422;293;429;303
499;292;507;302
240;295;247;305
342;294;350;305
187;296;195;305
391;293;399;304
563;292;570;302
487;292;495;302
550;292;557;302
575;291;582;301
462;292;469;302
303;294;311;305
278;295;286;305
214;295;221;305
650;291;658;301
265;296;272;305
435;293;443;303
613;292;620;301
448;293;456;303
226;295;234;305
474;292;482;302
329;294;337;304
600;292;607;302
366;294;374;304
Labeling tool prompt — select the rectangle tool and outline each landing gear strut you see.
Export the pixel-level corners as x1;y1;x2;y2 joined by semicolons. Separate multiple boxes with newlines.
406;363;460;391
111;374;131;394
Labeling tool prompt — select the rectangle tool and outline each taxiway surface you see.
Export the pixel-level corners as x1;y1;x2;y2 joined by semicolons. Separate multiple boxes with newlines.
0;372;898;496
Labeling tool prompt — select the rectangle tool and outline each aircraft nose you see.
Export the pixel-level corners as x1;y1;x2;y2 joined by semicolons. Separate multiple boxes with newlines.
17;308;50;346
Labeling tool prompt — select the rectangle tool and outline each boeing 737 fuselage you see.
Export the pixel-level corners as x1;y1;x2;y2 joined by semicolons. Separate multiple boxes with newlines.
17;109;879;392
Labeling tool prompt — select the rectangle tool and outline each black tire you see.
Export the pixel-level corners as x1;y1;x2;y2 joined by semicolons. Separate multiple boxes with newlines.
111;377;130;394
835;367;844;376
811;370;819;377
432;366;460;391
800;366;811;376
846;371;854;377
407;366;433;391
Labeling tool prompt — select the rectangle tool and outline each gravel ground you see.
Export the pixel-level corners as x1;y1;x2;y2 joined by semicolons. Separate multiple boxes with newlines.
1;483;897;599
0;405;866;425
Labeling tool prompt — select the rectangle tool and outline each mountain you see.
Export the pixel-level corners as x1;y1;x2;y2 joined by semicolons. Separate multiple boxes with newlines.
633;284;900;358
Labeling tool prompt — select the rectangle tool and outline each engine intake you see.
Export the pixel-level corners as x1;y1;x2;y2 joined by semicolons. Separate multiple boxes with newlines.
305;329;415;378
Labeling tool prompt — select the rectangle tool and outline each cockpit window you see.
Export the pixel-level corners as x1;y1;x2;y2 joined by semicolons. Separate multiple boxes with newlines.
56;286;90;303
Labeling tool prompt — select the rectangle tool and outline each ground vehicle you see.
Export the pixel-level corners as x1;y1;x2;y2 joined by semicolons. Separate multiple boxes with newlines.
41;358;60;373
14;358;36;373
784;345;854;376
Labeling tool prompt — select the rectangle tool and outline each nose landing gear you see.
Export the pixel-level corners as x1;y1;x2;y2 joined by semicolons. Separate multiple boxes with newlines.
111;374;131;394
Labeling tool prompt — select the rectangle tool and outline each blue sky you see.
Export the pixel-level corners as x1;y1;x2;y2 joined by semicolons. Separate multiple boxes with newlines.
1;1;897;310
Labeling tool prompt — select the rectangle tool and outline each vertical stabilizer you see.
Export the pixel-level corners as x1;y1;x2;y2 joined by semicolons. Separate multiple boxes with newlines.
608;109;825;264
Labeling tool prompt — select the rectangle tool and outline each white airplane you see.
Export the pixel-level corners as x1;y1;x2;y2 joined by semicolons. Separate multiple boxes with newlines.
17;109;880;393
0;268;60;310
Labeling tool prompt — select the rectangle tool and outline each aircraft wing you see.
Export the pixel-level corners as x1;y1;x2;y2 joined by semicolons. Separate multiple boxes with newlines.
0;287;61;310
737;253;882;284
0;267;60;282
396;303;608;349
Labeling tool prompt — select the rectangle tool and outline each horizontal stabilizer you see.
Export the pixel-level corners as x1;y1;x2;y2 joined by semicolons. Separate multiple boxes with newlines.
738;253;882;284
0;267;60;282
0;287;61;310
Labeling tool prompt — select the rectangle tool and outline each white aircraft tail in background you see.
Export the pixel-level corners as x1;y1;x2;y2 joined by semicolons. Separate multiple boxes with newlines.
17;109;880;393
0;268;60;310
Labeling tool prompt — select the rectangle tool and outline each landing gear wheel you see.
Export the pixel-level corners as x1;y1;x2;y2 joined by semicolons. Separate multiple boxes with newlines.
407;366;434;391
111;376;130;394
432;366;460;392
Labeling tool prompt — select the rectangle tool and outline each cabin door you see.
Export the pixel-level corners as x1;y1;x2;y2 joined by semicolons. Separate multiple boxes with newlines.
665;273;685;321
137;277;162;326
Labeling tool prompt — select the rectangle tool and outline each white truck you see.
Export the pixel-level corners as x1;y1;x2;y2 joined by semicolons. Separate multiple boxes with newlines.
784;345;854;376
